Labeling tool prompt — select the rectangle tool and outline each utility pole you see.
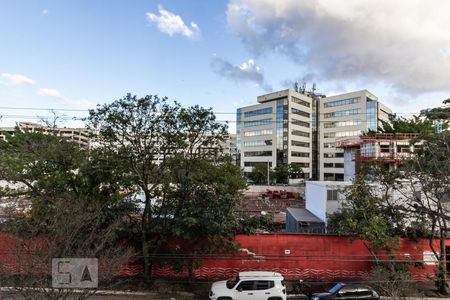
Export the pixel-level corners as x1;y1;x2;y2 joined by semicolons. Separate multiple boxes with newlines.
267;161;270;186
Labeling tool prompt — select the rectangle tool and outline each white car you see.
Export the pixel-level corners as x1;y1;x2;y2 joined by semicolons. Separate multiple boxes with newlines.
209;271;287;300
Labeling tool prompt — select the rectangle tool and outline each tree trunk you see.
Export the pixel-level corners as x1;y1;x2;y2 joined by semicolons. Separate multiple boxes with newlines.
141;190;152;283
437;232;448;295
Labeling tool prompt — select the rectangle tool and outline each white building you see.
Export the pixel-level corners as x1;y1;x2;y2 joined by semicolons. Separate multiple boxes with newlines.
237;89;392;181
237;89;314;179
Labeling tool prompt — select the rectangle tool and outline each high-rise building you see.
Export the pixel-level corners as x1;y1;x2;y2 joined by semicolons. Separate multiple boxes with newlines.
236;89;392;181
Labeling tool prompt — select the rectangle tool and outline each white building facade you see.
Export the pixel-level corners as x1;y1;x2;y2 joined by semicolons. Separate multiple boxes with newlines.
237;89;392;181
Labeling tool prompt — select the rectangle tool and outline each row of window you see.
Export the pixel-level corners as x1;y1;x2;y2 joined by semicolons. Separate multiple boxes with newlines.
324;152;344;158
324;97;360;108
244;118;272;127
324;142;336;148
291;108;310;118
324;108;361;118
291;130;310;137
291;118;310;128
291;151;310;157
244;107;273;118
291;140;310;148
292;96;311;108
243;140;272;147
324;119;361;128
244;151;272;157
244;129;273;137
324;163;344;168
244;161;272;167
323;130;361;138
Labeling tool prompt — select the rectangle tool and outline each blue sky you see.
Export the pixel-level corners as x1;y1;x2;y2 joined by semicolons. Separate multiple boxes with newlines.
1;0;450;132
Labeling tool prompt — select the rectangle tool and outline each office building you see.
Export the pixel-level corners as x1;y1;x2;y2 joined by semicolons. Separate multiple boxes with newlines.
237;89;392;181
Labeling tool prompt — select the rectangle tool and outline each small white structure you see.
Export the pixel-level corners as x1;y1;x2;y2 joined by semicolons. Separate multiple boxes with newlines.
305;181;351;225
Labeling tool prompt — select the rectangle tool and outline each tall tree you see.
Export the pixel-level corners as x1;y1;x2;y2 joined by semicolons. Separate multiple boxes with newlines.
87;94;249;282
0;129;135;299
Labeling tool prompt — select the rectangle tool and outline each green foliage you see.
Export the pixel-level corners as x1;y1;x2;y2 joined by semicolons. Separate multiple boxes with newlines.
378;114;433;134
87;93;254;281
247;163;273;184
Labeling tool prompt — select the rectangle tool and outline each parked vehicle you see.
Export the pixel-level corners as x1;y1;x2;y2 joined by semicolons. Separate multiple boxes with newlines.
209;271;287;300
310;283;379;300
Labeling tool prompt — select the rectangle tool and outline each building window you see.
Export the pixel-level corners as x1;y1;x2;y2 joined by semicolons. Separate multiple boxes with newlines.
243;140;273;147
324;97;360;108
324;132;336;138
244;161;272;167
244;151;272;157
323;152;344;158
324;119;362;128
291;130;310;137
244;118;272;127
291;140;310;147
292;162;310;168
335;163;344;168
244;107;273;118
327;189;338;201
244;129;273;137
291;108;310;118
324;142;336;148
324;163;334;168
292;96;311;107
367;100;377;131
324;108;361;118
292;118;310;128
291;151;310;157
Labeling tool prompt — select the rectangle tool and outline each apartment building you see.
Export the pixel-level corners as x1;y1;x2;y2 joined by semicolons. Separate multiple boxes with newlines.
237;89;392;181
0;122;92;148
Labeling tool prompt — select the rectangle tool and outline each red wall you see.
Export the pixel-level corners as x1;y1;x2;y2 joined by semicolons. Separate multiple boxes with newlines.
149;234;442;282
0;232;445;282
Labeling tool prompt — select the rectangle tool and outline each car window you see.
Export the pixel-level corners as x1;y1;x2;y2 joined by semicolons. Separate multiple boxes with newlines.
237;280;255;291
357;288;373;297
255;280;274;290
338;287;359;297
329;283;344;294
226;276;239;289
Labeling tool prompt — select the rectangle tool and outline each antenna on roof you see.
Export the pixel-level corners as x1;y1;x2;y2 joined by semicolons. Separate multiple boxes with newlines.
301;81;306;93
294;81;299;93
312;83;317;94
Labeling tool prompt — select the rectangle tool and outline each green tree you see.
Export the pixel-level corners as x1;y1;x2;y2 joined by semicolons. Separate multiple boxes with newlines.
273;163;304;184
0;129;135;299
167;157;247;280
87;94;252;283
247;163;274;185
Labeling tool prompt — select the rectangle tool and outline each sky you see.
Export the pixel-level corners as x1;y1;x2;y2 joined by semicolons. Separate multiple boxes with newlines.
1;0;450;133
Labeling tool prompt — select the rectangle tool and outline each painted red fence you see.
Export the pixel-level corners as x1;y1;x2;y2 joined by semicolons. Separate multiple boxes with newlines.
1;232;448;282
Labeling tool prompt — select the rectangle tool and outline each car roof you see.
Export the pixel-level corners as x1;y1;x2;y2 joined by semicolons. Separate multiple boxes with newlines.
239;271;284;279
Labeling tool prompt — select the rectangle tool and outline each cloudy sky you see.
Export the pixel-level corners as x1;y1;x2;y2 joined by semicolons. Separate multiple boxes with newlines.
1;0;449;131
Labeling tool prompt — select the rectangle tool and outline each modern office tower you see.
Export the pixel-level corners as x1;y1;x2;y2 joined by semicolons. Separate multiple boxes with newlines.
237;89;392;181
319;90;392;180
237;89;315;180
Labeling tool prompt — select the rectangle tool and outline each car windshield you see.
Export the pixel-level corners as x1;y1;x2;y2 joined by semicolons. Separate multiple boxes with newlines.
226;276;239;289
329;283;344;294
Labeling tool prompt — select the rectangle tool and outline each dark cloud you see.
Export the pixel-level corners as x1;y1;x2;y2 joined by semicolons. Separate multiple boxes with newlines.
210;57;273;92
227;0;450;95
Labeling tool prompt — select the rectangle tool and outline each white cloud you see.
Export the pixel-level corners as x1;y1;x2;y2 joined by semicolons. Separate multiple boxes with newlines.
41;9;48;15
1;73;36;85
146;5;200;39
37;88;64;99
211;57;272;92
37;88;95;109
227;0;450;95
